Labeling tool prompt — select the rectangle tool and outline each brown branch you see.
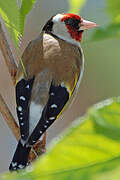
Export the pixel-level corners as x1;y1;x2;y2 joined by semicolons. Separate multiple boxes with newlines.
0;22;17;84
0;21;19;139
0;21;46;163
0;94;20;140
29;132;46;162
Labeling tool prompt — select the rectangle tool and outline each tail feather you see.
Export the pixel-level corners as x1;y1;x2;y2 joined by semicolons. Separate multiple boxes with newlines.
9;140;31;171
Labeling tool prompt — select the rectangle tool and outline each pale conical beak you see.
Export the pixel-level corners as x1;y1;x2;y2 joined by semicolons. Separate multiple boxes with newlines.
80;19;98;30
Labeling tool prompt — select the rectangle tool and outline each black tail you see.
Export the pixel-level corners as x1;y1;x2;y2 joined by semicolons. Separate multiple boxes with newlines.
9;140;31;171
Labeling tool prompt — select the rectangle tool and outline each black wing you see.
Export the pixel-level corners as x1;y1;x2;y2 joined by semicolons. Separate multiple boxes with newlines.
27;82;69;146
16;77;34;141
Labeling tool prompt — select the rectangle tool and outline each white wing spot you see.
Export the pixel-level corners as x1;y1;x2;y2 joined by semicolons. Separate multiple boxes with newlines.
20;96;26;101
20;117;23;120
20;113;23;115
49;117;55;120
21;134;24;137
46;120;49;123
44;125;47;128
18;106;22;112
26;84;30;89
50;92;55;96
21;123;24;126
40;131;42;134
51;104;57;108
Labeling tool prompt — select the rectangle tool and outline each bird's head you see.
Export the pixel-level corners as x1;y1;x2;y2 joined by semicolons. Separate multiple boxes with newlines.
43;13;98;46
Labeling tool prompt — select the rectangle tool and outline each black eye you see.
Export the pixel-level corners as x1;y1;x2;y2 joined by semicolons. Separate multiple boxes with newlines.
64;18;80;29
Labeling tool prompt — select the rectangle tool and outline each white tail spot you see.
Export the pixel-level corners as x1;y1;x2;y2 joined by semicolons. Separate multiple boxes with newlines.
12;162;17;167
18;164;24;169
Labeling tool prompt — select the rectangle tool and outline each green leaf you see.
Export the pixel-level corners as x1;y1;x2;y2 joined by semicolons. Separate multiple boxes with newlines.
3;97;120;179
0;0;36;75
92;0;120;41
68;0;86;14
19;0;36;36
107;0;120;23
0;0;36;47
92;23;120;41
0;0;20;47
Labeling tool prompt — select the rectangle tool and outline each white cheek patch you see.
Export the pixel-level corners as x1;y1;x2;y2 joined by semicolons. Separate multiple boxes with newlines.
53;22;80;47
53;21;71;40
52;14;80;47
52;14;63;23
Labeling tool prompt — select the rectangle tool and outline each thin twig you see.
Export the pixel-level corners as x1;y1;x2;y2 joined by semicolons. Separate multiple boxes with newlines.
0;94;20;140
0;22;17;84
0;21;20;139
29;132;46;162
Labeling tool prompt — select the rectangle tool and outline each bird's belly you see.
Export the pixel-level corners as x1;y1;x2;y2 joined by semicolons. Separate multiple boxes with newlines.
28;70;51;136
29;101;43;136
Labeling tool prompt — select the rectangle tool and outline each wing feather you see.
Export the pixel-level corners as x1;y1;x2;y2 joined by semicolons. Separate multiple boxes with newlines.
27;82;69;146
16;77;34;140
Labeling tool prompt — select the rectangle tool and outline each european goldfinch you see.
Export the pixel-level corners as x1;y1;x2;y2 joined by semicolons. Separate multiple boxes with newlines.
9;13;97;171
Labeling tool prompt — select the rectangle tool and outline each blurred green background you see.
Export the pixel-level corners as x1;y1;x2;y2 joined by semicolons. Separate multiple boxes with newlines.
0;0;120;173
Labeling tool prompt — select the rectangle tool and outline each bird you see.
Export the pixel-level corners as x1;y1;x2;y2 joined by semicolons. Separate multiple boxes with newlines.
9;13;97;171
